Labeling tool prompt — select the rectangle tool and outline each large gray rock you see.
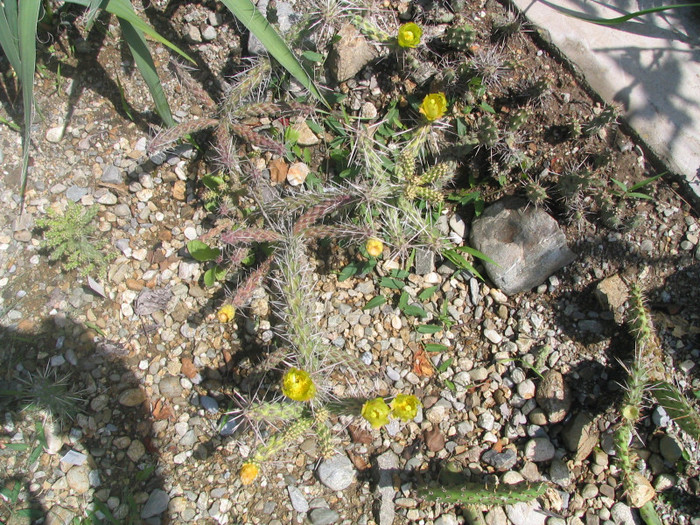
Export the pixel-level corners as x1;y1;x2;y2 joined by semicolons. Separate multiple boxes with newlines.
317;454;356;491
328;24;376;83
470;197;576;295
375;450;399;525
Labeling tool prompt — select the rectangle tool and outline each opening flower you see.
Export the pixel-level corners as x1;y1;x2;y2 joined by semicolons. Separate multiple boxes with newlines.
239;462;259;485
361;397;391;429
217;304;235;323
282;368;317;402
397;22;422;48
391;394;420;421
366;237;384;258
419;93;448;122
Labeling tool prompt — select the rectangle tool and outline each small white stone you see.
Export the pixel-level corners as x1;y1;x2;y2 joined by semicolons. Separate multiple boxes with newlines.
483;328;502;344
46;126;64;143
287;162;310;186
184;226;198;240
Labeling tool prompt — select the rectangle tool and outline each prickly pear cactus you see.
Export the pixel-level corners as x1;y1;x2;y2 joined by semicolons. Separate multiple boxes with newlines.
419;481;547;506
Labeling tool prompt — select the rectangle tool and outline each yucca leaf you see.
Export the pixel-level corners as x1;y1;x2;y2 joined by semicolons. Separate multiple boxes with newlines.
18;0;41;209
82;0;104;31
543;1;700;26
117;17;174;126
219;0;328;108
65;0;194;64
0;2;21;74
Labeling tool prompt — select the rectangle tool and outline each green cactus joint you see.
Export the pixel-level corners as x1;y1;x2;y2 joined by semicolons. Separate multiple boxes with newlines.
419;481;548;506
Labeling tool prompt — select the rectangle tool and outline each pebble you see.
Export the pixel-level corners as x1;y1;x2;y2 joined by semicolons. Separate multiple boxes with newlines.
159;375;183;398
288;485;309;513
482;448;517;470
536;370;571;423
505;501;546;525
317;454;355;491
46;126;64;142
66;185;88;202
659;435;683;463
483;328;502;344
118;388;146;407
141;489;170;519
524;437;555;462
610;502;637;525
66;464;90;494
309;508;339;525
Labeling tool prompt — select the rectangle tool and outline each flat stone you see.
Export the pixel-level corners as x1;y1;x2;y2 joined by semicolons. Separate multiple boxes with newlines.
482;447;518;471
470;197;576;295
328;23;376;83
101;164;124;184
118;388;146;407
593;274;629;323
375;450;399;525
159;375;183;399
524;437;556;462
317;454;355;491
505;501;546;525
561;412;599;463
536;370;571;424
141;489;169;518
45;505;76;525
309;508;340;525
66;464;90;494
288;485;309;513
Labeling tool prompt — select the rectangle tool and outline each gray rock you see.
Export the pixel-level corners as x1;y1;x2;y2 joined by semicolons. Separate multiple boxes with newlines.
659;435;683;463
328;23;376;83
309;508;340;525
482;448;517;470
505;501;546;525
201;25;217;41
288;485;309;513
66;185;88;202
610;502;640;525
470;197;576;295
317;454;355;491
46;505;77;525
435;514;460;525
561;412;599;462
247;0;270;54
141;489;169;519
375;450;399;525
593;274;629;323
652;406;671;427
548;459;571;487
524;438;555;462
199;396;219;413
66;464;90;494
536;370;571;424
414;248;435;275
485;506;508;525
101;164;124;184
159;375;183;399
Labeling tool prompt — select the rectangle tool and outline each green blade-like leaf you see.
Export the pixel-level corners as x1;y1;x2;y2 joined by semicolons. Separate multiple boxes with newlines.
416;324;442;334
363;295;386;310
17;0;41;209
628;173;663;192
219;0;328;108
0;1;21;74
455;245;498;266
424;343;449;352
65;0;194;63
418;285;438;301
82;0;104;31
117;17;174;126
543;1;700;26
380;276;405;290
402;304;427;319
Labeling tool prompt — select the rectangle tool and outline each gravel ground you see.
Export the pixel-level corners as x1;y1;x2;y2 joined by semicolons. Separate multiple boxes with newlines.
1;1;699;524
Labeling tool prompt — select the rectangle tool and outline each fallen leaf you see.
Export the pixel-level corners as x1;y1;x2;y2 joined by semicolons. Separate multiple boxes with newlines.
269;157;288;184
348;424;373;444
181;358;197;379
413;348;434;377
347;451;370;471
152;399;175;421
424;426;445;452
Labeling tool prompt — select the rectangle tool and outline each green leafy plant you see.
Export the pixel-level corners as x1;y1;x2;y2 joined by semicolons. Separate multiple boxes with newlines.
36;202;116;278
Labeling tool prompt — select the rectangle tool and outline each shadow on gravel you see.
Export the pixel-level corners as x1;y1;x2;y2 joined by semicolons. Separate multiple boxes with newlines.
0;316;167;524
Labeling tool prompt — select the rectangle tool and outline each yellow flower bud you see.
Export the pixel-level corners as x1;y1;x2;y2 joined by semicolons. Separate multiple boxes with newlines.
419;93;448;122
397;23;422;48
282;368;317;402
239;462;259;485
217;304;235;323
391;394;420;421
366;237;384;258
361;397;391;429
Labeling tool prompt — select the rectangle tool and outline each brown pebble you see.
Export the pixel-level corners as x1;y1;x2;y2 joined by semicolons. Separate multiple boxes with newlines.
172;180;186;201
424;426;445;452
126;278;144;291
181;358;198;379
158;230;172;242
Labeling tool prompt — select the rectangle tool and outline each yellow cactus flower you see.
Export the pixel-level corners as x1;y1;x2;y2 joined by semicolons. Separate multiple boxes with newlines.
239;462;259;485
361;397;391;429
419;93;448;122
366;237;384;258
282;368;317;402
217;304;235;323
391;394;420;422
397;23;422;48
